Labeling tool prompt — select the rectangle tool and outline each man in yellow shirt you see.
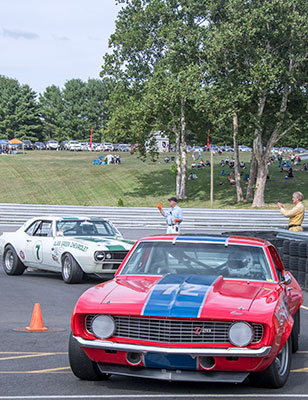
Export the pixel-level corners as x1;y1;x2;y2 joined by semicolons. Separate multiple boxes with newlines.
277;191;305;231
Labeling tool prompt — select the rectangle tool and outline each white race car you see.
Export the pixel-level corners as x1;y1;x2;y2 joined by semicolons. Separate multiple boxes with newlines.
0;216;134;283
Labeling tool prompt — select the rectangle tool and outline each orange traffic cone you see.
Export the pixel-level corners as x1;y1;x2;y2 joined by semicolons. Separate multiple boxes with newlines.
26;303;48;331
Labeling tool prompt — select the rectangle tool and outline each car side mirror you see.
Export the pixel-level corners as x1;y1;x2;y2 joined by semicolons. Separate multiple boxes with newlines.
280;273;292;286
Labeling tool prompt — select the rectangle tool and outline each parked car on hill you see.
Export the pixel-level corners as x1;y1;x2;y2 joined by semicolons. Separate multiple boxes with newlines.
69;234;302;388
59;140;68;150
280;147;294;153
0;216;134;284
22;139;34;150
67;140;81;151
46;140;59;150
93;143;103;151
34;141;46;150
118;144;130;152
103;143;114;151
192;145;203;152
80;142;90;151
294;147;307;153
238;145;252;152
220;145;234;152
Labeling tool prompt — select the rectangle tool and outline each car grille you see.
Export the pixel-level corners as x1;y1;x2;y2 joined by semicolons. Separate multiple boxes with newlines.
110;251;129;261
85;315;263;344
95;251;129;264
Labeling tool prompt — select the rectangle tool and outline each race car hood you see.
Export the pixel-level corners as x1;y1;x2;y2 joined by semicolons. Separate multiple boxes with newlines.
76;274;266;319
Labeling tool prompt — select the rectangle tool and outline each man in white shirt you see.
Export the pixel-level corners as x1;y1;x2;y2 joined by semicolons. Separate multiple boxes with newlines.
157;197;183;234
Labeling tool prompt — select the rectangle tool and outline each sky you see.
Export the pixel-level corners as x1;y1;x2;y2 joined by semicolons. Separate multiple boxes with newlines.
0;0;122;93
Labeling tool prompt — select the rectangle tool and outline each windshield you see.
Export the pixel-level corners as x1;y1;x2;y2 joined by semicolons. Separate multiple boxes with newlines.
55;220;119;237
120;242;273;281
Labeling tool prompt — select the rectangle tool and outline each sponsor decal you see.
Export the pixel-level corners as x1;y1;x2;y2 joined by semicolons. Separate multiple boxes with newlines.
51;246;64;264
53;240;88;253
142;274;219;318
194;327;212;335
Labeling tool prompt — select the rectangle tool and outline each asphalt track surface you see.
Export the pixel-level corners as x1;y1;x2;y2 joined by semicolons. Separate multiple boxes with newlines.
1;227;308;400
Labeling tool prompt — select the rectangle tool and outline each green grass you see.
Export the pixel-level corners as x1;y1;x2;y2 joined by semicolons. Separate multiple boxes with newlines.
0;150;307;209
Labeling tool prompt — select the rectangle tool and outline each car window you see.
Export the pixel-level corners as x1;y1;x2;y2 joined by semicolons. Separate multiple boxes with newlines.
56;220;117;237
120;242;273;281
268;246;283;281
25;221;40;236
33;221;53;237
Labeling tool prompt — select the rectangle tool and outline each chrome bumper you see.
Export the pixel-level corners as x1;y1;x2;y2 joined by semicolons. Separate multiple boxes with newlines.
74;336;271;357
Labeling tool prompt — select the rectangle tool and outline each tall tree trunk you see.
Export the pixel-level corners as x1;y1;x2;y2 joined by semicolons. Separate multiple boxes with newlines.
233;112;244;202
251;78;293;207
250;92;267;207
179;97;187;199
175;127;181;199
252;159;268;207
246;153;257;202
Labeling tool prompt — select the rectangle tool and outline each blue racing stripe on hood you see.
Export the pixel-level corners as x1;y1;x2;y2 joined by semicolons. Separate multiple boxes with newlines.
141;274;218;318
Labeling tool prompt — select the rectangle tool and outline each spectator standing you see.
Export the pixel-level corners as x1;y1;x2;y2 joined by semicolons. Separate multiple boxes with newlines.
157;197;183;234
277;191;305;231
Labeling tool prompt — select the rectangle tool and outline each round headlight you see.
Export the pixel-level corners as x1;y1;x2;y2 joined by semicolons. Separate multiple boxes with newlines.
94;251;105;261
106;253;112;259
91;315;115;339
229;322;253;347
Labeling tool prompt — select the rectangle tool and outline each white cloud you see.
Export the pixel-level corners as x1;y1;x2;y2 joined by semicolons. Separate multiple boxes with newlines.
2;29;39;40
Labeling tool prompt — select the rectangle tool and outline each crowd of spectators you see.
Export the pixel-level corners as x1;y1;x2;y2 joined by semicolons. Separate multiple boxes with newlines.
93;153;121;166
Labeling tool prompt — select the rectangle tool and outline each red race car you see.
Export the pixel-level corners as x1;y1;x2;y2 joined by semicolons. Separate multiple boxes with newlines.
69;234;303;388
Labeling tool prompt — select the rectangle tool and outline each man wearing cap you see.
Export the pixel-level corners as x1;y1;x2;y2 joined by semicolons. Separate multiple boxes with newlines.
157;197;183;234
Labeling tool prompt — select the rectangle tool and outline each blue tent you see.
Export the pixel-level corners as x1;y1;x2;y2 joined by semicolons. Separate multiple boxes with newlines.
0;139;9;145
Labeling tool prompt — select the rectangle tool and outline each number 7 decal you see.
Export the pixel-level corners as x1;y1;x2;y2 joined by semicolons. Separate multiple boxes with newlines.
35;244;41;260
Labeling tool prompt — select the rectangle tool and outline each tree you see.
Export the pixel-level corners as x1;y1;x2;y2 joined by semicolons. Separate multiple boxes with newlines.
101;0;208;199
39;85;64;141
84;79;110;143
204;0;308;206
0;76;21;139
62;79;87;141
0;76;42;140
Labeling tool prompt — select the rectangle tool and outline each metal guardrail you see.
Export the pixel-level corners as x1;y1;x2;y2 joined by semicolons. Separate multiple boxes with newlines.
0;203;307;231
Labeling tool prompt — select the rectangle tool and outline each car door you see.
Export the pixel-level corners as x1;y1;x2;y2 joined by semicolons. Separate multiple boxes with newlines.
268;245;301;315
30;220;54;269
22;220;41;266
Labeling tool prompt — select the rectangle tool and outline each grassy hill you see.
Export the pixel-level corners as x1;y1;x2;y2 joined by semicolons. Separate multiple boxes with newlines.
0;150;307;209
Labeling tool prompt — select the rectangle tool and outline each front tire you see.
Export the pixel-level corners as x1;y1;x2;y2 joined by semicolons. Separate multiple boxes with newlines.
3;245;26;275
61;253;84;284
250;337;292;388
69;332;110;381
